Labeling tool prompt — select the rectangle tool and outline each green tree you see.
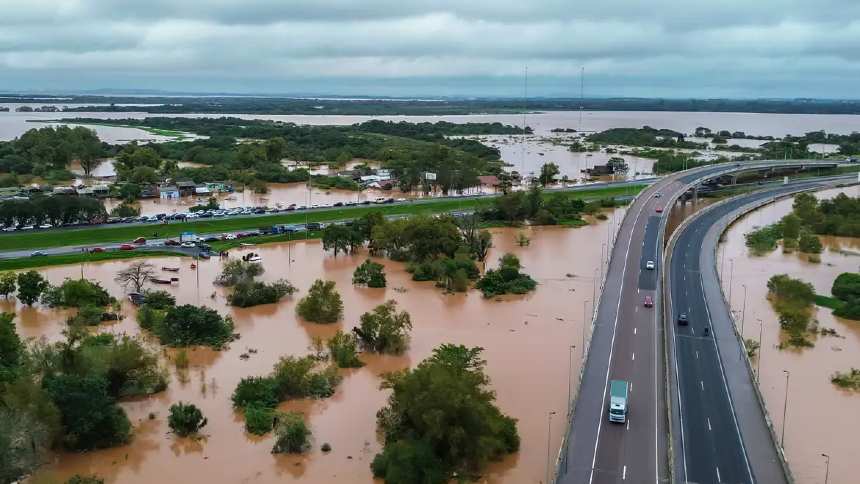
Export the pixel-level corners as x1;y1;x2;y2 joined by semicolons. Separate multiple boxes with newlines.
243;404;276;435
832;273;860;301
475;253;537;297
322;224;354;257
0;313;23;386
371;345;519;482
153;305;235;348
327;330;364;368
538;162;560;186
214;259;264;286
66;474;105;484
355;300;412;354
272;411;311;454
296;280;343;323
16;271;48;306
228;280;297;307
42;278;114;308
781;214;801;240
798;232;822;254
44;374;132;451
0;272;17;298
353;259;387;288
168;402;208;437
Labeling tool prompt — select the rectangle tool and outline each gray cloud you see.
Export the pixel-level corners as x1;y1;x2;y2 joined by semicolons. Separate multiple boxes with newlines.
0;0;858;97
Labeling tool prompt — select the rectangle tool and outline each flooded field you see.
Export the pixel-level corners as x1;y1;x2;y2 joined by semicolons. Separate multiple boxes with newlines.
718;185;860;484
6;109;860;143
3;220;617;483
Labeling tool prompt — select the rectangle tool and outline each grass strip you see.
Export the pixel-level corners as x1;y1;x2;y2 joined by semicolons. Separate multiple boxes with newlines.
0;250;185;272
0;185;644;252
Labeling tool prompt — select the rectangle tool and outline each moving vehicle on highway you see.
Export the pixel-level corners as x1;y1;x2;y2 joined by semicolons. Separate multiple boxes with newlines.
655;207;664;213
643;295;653;307
132;237;146;244
608;380;629;423
677;313;689;326
119;244;135;250
645;260;655;270
30;250;47;257
89;247;105;253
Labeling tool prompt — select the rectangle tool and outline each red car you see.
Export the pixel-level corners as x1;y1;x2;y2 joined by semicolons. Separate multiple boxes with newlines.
643;296;654;308
132;237;146;244
655;207;664;213
119;244;135;251
89;247;105;253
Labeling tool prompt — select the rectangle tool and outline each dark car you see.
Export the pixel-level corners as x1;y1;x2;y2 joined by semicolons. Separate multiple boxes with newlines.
306;222;322;230
89;247;106;253
119;244;135;251
333;202;344;207
164;239;180;246
677;313;689;325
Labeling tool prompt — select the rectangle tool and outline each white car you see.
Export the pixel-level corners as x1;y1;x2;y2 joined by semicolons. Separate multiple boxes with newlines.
646;260;655;270
38;223;52;229
223;233;237;240
181;241;197;248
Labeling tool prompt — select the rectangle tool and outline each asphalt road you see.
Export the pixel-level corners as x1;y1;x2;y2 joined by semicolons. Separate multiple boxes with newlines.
556;160;845;484
666;177;854;484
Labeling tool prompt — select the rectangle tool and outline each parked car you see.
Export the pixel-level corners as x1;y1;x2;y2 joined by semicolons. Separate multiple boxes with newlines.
38;223;52;229
677;313;689;326
89;247;105;253
181;241;197;248
164;239;180;246
133;237;146;244
119;244;135;250
30;250;47;257
643;296;653;308
306;222;322;230
223;233;237;240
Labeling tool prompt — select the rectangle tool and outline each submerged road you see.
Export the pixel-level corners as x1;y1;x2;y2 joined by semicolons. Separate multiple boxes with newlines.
666;176;855;484
556;160;846;484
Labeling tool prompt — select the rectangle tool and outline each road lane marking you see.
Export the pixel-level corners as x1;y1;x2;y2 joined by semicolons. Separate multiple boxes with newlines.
627;420;630;430
707;417;712;431
716;466;721;483
634;327;637;335
623;465;627;480
695;351;699;359
632;352;635;361
700;381;704;391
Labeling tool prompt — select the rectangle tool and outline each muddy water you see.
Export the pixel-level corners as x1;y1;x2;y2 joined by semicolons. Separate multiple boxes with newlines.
4;220;619;483
718;186;860;484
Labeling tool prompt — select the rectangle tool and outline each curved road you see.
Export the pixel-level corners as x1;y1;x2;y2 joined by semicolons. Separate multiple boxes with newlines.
556;160;844;484
666;176;856;484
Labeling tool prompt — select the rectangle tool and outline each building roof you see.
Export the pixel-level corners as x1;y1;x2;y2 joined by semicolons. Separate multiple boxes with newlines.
477;175;500;186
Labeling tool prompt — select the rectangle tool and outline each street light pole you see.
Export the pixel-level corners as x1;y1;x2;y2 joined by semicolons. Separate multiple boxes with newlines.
757;319;764;382
546;411;557;484
728;258;735;307
567;345;576;417
781;370;790;449
583;299;590;355
821;453;830;484
741;284;748;337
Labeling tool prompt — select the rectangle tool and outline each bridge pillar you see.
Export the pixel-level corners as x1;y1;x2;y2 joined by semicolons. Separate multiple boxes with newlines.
692;184;698;204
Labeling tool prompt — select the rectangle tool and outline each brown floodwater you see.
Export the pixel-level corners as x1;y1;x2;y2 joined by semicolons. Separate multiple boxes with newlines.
5;218;621;483
718;185;860;484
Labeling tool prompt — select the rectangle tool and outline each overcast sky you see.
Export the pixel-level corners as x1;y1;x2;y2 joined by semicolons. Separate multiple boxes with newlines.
1;0;859;98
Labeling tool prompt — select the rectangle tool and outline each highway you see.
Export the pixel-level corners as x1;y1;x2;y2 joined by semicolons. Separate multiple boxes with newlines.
556;160;846;484
665;176;856;484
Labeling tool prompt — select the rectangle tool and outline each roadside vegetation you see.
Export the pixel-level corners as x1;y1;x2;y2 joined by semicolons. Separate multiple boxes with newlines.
815;272;860;320
831;368;860;390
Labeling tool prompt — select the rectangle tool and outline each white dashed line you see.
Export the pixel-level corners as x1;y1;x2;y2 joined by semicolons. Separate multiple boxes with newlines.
623;465;627;480
632;352;636;361
707;417;712;431
634;327;638;335
700;381;704;391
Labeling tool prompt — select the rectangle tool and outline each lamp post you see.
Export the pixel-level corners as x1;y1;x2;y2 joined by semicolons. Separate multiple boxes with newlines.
583;299;590;356
756;318;764;382
781;370;790;449
741;284;748;337
821;453;830;484
728;258;735;307
567;345;576;417
546;411;557;484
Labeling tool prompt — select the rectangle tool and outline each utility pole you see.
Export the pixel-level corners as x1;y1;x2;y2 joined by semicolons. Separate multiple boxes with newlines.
821;453;830;484
756;319;764;382
567;345;576;417
582;299;590;361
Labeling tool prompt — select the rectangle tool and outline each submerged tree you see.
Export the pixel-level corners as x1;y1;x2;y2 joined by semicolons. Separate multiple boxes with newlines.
114;261;156;293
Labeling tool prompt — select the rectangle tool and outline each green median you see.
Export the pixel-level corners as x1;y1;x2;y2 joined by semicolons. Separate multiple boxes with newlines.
0;185;644;253
0;250;185;272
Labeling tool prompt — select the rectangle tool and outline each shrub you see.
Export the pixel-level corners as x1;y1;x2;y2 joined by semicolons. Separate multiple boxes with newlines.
327;330;364;368
0;313;23;386
168;402;208;437
353;259;387;288
215;260;264;286
227;279;296;307
75;333;168;398
798;233;822;254
153;304;234;348
0;272;16;298
244;404;276;435
296;280;343;323
355;300;412;354
832;273;860;301
66;304;105;326
475;253;538;297
44;374;132;451
272;412;311;454
66;475;105;484
136;304;165;331
231;376;279;409
15;270;48;305
42;278;114;308
143;290;176;310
